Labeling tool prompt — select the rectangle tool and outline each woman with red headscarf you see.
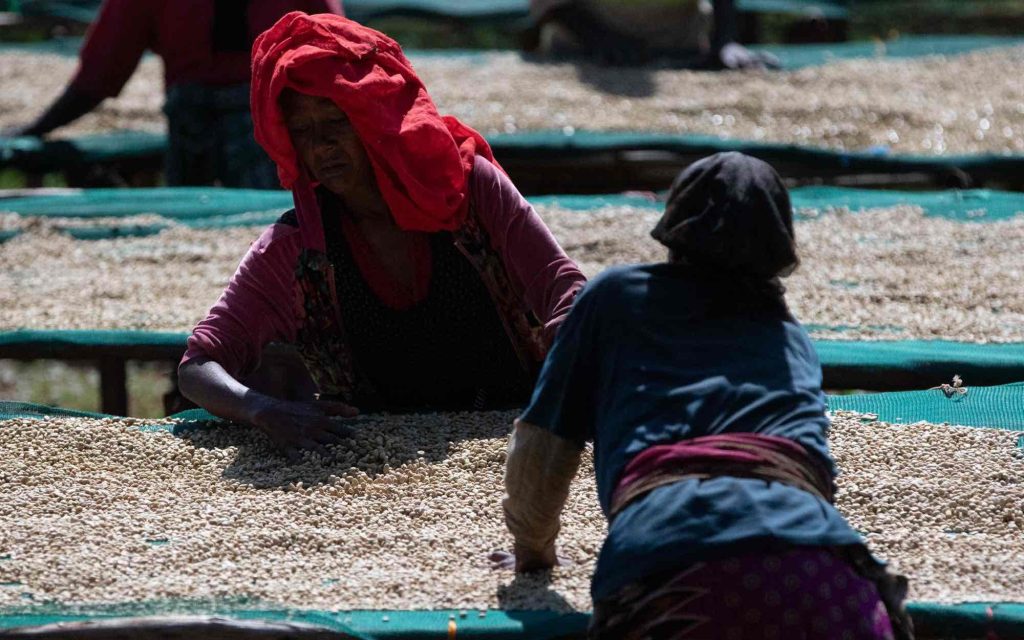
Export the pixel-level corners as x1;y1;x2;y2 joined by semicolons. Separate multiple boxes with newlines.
177;12;586;458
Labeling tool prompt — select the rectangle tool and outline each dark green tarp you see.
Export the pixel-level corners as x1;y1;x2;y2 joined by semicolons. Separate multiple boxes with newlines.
5;125;1023;179
11;0;849;25
2;327;1024;393
2;187;1022;385
828;381;1024;430
4;33;1019;67
2;185;1021;230
2;187;1022;387
2;603;1022;639
0;184;1020;246
3;35;1023;176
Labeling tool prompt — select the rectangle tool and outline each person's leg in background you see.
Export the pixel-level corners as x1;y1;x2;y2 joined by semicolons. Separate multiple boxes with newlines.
163;84;219;186
211;83;281;189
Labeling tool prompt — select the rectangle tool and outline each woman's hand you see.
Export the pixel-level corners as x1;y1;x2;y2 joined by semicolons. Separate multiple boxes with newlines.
178;358;357;462
488;546;572;573
248;397;359;461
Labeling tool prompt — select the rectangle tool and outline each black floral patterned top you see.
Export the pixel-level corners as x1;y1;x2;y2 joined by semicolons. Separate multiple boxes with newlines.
279;195;532;412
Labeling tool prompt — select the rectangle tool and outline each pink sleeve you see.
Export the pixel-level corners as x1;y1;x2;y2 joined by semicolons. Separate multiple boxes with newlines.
180;223;303;377
470;156;586;344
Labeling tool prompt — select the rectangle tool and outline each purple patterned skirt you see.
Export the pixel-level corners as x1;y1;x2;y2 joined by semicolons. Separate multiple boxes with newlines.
590;547;897;640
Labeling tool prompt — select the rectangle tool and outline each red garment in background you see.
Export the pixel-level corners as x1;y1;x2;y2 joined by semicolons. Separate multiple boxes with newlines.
250;12;497;242
71;0;344;99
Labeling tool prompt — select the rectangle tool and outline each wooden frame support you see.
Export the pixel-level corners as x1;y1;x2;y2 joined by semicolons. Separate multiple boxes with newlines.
2;340;1022;415
99;356;129;417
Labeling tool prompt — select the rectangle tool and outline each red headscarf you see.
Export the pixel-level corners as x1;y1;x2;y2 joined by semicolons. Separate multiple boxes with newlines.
250;12;500;249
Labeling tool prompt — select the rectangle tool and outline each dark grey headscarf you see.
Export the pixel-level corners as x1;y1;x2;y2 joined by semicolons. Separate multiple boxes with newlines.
652;152;798;284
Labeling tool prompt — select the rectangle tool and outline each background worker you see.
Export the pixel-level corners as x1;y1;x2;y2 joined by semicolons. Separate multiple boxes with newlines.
529;0;779;68
6;0;344;187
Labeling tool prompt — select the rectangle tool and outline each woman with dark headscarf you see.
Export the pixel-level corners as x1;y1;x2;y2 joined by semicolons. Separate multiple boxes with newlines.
496;153;912;639
177;13;585;457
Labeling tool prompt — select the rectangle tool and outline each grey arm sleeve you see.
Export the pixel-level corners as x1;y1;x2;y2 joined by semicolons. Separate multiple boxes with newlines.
502;420;585;553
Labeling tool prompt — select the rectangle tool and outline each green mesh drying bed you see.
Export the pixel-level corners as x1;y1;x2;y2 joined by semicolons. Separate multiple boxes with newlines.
2;389;1024;639
2;186;1024;390
343;0;851;21
4;124;1023;179
9;0;848;25
827;381;1024;431
8;33;1015;66
1;185;1022;240
0;602;1019;639
2;326;1024;396
484;128;1024;180
3;35;1024;176
0;131;166;173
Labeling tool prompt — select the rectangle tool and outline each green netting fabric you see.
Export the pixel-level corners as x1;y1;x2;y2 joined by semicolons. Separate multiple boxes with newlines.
1;188;1021;243
160;382;1024;434
3;332;1024;388
0;187;292;220
828;382;1024;430
813;341;1024;389
0;603;369;639
2;395;1024;638
0;603;589;639
0;603;1021;639
486;129;1024;173
346;0;851;20
346;0;530;21
0;131;166;170
1;32;1019;64
738;0;848;18
7;126;1024;175
7;0;848;24
0;400;108;420
0;329;187;353
907;603;1024;640
16;0;96;23
0;35;84;56
791;186;1024;221
761;34;1024;68
3;36;1023;171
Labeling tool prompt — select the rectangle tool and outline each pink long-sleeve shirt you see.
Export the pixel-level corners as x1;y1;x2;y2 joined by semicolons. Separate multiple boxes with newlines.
181;156;586;378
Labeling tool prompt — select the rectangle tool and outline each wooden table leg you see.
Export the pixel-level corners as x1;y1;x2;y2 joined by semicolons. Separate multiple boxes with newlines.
99;357;128;416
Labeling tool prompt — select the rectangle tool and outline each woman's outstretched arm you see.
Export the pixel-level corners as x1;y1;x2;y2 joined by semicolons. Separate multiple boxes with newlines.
500;420;584;571
179;220;356;458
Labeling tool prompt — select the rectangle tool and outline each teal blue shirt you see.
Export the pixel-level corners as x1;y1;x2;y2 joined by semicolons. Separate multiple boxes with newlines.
520;264;862;600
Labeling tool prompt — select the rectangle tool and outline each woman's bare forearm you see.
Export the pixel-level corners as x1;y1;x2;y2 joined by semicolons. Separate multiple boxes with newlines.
177;356;273;425
20;87;105;137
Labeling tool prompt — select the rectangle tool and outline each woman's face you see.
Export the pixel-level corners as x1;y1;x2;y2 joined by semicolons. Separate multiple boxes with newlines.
280;91;373;195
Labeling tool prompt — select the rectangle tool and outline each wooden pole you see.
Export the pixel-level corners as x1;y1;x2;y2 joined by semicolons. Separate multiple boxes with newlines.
99;357;128;416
